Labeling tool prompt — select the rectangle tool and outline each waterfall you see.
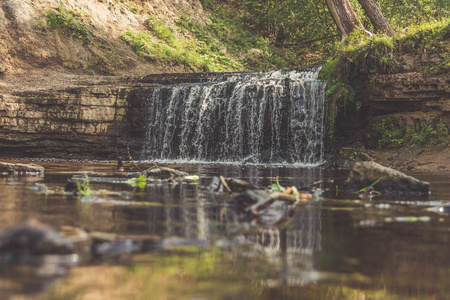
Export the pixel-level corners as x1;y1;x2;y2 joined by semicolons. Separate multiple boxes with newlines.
141;67;326;166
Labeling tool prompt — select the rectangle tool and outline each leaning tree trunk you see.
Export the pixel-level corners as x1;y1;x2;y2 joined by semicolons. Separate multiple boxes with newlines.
326;0;369;37
357;0;395;36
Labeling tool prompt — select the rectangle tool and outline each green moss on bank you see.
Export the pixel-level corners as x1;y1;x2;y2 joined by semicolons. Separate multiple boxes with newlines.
336;19;450;78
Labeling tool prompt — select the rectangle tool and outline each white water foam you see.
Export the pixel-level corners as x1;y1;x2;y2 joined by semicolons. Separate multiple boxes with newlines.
141;67;326;166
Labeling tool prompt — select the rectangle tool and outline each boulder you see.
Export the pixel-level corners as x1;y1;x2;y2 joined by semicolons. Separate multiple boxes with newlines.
342;161;429;196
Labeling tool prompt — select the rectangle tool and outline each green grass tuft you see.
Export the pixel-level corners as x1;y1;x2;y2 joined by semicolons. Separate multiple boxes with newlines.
45;4;91;42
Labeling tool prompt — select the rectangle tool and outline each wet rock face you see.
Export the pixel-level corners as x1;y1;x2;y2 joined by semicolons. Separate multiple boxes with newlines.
0;219;74;255
0;86;139;159
342;161;429;196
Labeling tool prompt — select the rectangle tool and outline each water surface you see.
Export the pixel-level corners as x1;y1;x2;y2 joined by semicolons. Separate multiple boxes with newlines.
0;161;449;299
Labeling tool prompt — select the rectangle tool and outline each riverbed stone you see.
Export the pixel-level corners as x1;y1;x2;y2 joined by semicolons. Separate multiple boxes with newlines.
0;219;73;255
0;162;44;175
342;161;429;196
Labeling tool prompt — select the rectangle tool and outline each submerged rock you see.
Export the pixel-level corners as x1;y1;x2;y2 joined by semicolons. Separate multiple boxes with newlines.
427;202;450;214
0;162;44;175
0;219;73;255
342;161;429;196
89;232;161;258
228;190;271;207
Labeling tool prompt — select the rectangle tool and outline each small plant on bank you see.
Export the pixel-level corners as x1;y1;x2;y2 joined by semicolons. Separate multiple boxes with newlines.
45;4;92;42
374;119;404;148
74;174;95;197
372;118;449;148
442;52;450;73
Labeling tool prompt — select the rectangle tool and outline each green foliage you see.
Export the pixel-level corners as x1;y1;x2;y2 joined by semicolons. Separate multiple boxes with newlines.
123;175;147;189
356;177;383;197
234;0;338;54
320;58;356;143
372;118;449;148
368;0;450;31
45;4;91;42
374;119;404;148
200;0;449;68
338;19;450;77
116;0;448;72
269;176;286;192
442;51;450;72
75;174;95;196
146;17;177;45
121;14;242;72
200;0;300;69
406;120;449;146
99;49;122;68
177;14;222;54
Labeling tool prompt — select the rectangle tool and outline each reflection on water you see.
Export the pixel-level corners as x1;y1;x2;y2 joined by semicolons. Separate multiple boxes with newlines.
0;161;450;299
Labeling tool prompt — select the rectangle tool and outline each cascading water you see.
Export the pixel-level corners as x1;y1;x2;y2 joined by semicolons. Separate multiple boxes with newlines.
141;67;326;165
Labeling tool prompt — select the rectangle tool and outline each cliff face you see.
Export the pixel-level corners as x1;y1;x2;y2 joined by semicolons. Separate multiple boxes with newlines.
0;73;235;160
364;53;450;148
332;43;450;152
0;83;137;159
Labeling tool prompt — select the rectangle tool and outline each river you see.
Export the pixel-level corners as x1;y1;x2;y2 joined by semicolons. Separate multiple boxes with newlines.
0;160;449;299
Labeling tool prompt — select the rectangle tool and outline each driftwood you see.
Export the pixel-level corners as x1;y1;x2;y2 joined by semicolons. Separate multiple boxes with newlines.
141;162;188;180
219;176;263;193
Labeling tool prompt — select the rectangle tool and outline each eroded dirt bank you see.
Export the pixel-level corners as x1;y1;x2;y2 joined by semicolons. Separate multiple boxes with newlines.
0;0;206;78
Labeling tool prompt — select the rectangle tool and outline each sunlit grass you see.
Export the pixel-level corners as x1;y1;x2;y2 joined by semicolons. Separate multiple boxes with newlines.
120;15;243;72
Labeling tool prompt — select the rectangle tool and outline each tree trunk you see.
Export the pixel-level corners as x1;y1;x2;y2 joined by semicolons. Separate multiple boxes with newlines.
326;0;368;37
357;0;395;36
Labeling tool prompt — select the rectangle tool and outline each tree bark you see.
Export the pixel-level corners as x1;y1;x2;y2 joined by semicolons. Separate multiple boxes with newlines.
325;0;367;37
357;0;395;36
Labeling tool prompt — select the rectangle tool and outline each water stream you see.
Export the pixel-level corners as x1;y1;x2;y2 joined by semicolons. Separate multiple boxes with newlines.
1;161;450;300
141;68;326;166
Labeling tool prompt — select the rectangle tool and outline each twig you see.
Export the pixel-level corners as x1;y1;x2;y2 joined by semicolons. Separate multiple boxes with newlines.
127;144;142;172
220;176;232;193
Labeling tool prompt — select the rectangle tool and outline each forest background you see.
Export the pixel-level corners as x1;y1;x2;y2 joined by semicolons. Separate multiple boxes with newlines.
119;0;450;72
